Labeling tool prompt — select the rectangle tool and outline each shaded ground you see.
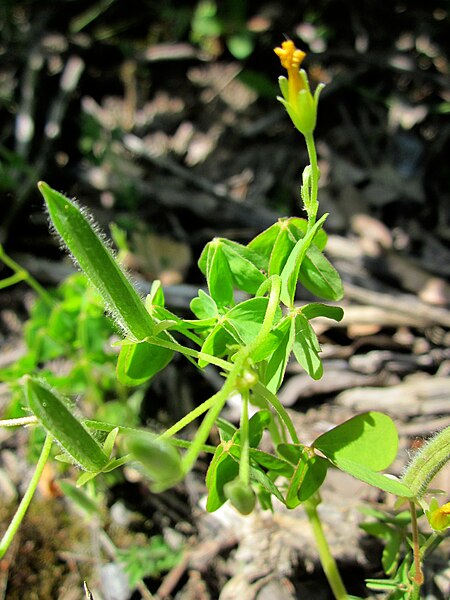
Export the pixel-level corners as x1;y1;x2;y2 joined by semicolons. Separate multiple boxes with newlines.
0;1;450;599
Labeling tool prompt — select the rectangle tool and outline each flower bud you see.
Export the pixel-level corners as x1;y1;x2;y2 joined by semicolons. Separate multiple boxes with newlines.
224;479;256;515
274;40;324;136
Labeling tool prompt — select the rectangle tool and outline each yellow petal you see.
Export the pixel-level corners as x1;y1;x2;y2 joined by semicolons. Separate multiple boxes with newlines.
274;40;306;71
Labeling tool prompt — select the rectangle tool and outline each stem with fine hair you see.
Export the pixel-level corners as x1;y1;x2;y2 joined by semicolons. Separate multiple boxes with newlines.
409;500;424;587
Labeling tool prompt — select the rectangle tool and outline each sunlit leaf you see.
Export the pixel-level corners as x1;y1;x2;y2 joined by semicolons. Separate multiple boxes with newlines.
220;239;266;292
313;412;398;471
293;313;323;380
300;244;344;301
190;289;218;319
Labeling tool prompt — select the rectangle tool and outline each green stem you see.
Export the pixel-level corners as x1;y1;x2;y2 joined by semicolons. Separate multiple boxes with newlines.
145;336;232;372
251;275;281;347
0;272;27;290
304;133;319;226
0;244;54;306
0;416;38;427
159;393;219;440
0;433;53;558
239;392;250;485
254;382;299;444
177;276;283;475
304;496;348;600
82;419;216;453
409;500;424;587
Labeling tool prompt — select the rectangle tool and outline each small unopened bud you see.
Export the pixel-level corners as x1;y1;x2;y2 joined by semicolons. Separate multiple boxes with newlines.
224;479;256;515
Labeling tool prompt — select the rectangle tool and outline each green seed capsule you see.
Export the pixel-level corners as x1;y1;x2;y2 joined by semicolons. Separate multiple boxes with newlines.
224;479;256;515
24;376;108;472
38;182;154;341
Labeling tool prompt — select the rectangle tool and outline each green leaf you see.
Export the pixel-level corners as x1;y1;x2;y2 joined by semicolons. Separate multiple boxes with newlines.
59;481;100;516
249;449;294;477
147;280;165;307
38;182;155;341
301;303;344;322
300;245;344;301
285;451;328;508
190;289;218;319
199;323;234;368
125;431;183;492
249;465;285;504
297;456;328;502
220;239;266;293
331;458;414;497
359;521;394;538
248;316;289;363
206;444;239;512
268;226;296;277
256;486;274;511
24;376;108;472
215;417;237;442
262;316;295;392
382;530;403;575
103;427;119;458
285;449;309;509
313;411;399;471
290;218;328;250
293;313;323;380
117;340;174;386
248;221;281;270
248;218;328;276
247;410;273;447
277;443;305;465
224;297;281;346
203;240;234;309
280;214;328;306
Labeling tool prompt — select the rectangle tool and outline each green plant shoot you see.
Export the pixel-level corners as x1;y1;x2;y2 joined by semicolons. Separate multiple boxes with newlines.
0;39;447;600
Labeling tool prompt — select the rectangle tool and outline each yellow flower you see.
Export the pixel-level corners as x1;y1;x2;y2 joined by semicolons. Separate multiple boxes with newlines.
274;40;306;101
274;40;324;136
427;499;450;531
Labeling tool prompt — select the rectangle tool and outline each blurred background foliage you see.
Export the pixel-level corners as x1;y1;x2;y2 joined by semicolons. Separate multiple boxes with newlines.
1;0;449;248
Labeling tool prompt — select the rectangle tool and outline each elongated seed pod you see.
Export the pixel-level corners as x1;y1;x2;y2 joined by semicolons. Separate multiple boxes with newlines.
24;376;108;472
38;182;154;341
401;426;450;499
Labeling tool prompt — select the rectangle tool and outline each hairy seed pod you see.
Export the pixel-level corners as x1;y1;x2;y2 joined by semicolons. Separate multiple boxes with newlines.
38;182;154;341
24;376;108;472
401;426;450;499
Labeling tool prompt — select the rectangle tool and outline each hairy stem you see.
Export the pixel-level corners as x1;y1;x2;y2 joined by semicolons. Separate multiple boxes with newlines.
409;500;424;586
401;426;450;498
